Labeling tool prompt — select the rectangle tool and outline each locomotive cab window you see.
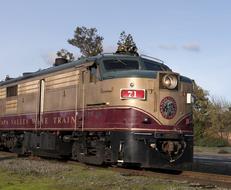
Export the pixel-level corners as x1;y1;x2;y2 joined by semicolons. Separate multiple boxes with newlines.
6;85;18;97
103;59;139;71
142;59;171;71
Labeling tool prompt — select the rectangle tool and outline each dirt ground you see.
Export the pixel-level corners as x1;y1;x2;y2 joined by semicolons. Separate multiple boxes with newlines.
0;152;230;190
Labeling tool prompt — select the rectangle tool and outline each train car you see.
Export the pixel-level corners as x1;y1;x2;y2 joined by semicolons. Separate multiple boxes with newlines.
0;53;194;169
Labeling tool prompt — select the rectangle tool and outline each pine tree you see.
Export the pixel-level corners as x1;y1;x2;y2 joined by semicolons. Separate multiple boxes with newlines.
116;31;138;55
56;49;75;62
68;26;104;57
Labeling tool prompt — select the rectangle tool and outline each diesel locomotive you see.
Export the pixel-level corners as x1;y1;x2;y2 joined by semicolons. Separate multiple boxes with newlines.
0;53;194;169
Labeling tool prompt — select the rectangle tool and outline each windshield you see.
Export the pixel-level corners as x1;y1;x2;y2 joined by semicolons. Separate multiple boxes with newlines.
103;59;139;71
142;59;171;71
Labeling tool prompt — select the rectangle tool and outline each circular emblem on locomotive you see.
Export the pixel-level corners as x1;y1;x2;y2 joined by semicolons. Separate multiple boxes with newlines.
160;96;177;119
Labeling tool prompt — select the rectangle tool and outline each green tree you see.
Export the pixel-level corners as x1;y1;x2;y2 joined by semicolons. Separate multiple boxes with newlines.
209;96;231;142
223;109;231;142
56;49;75;62
193;82;211;139
193;83;231;146
68;26;104;57
116;31;138;55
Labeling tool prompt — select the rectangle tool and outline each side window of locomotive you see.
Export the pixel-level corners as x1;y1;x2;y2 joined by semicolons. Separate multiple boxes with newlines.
90;67;96;82
103;59;139;71
142;60;171;71
89;66;97;83
6;85;18;97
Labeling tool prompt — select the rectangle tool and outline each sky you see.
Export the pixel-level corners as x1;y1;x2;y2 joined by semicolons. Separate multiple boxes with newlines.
0;0;230;101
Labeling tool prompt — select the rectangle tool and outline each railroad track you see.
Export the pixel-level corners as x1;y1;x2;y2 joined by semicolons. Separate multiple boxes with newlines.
0;151;231;189
107;167;231;189
66;160;231;188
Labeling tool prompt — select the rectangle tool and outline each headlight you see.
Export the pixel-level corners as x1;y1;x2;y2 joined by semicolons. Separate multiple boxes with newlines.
162;74;178;89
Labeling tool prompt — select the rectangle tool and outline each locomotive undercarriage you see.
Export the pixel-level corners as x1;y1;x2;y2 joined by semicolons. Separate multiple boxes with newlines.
0;130;193;169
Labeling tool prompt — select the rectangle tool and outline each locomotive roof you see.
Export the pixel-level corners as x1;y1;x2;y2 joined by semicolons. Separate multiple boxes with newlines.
0;54;192;86
0;54;164;86
0;55;99;86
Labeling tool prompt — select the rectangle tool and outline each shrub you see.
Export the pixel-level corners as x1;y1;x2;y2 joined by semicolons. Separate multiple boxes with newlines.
194;136;229;147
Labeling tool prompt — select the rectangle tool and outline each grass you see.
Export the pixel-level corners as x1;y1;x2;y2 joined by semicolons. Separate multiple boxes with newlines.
0;156;226;190
194;136;230;147
194;146;231;156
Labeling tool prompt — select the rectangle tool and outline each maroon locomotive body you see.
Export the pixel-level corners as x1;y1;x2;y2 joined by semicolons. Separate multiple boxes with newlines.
0;54;194;169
